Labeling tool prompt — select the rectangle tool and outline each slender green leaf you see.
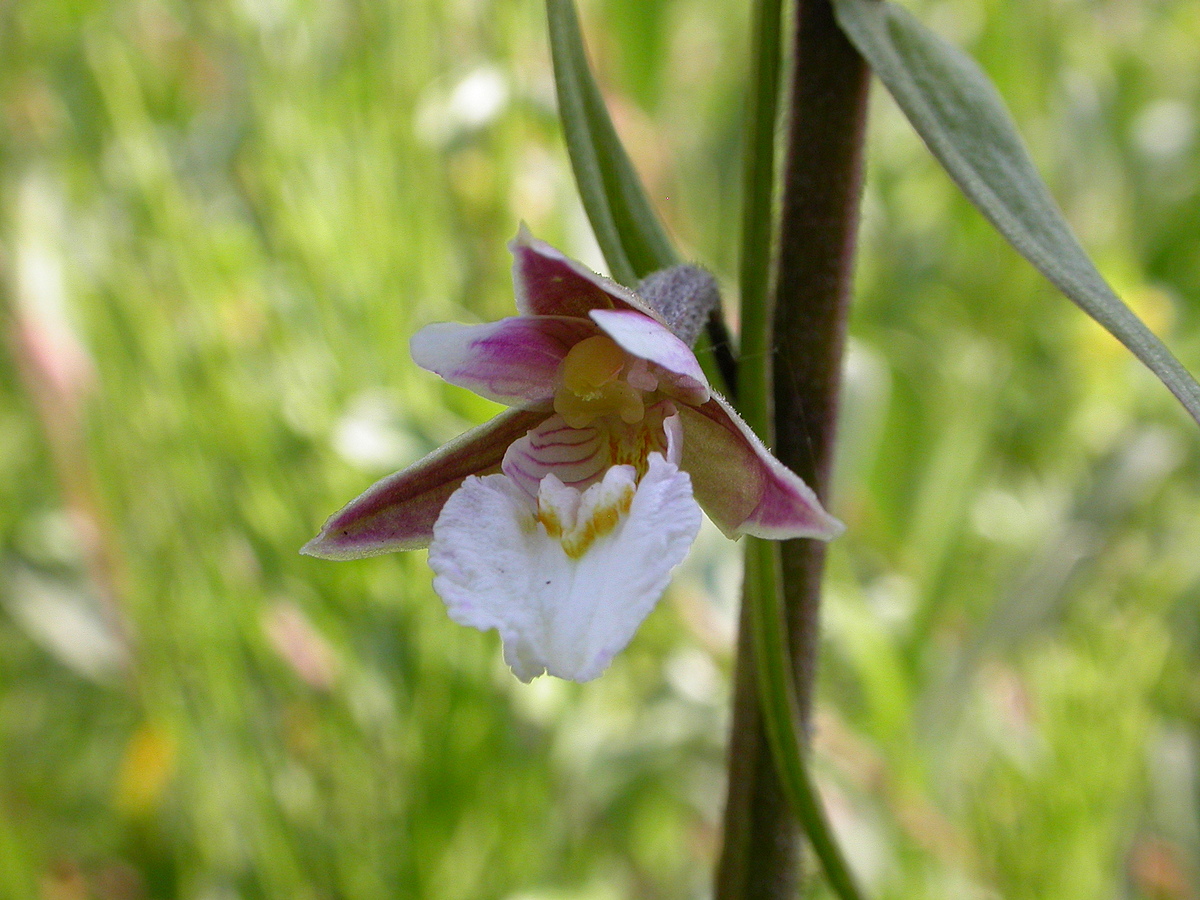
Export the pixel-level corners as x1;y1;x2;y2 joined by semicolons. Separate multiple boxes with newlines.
546;0;636;285
546;0;678;281
691;328;728;399
833;0;1200;427
746;538;866;900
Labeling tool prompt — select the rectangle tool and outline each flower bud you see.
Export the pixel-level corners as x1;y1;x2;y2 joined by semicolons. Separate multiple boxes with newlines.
636;264;720;346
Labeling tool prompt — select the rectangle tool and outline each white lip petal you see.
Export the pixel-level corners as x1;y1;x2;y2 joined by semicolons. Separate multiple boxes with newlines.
428;453;702;682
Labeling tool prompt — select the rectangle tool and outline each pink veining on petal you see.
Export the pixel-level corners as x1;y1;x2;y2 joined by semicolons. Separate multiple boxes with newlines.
503;401;682;500
677;395;842;541
501;414;609;498
590;308;709;405
509;225;664;323
302;406;550;559
410;316;597;406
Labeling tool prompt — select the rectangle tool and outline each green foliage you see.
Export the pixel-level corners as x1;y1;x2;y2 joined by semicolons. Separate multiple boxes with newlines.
0;1;1198;899
548;0;679;284
835;0;1200;428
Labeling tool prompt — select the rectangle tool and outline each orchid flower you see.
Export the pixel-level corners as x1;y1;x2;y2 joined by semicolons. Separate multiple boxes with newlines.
304;228;842;682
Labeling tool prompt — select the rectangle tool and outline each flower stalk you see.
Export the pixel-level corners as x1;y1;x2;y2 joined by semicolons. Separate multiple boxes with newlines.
717;0;871;895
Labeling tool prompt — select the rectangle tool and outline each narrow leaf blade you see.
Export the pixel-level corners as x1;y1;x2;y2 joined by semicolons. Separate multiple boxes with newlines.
746;538;866;900
546;0;678;279
833;0;1200;426
547;0;636;285
546;0;732;395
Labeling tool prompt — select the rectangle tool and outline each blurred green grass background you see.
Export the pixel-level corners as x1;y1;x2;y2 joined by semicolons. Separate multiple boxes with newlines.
2;0;1200;897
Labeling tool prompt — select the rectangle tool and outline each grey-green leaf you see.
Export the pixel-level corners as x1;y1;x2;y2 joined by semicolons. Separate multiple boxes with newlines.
833;0;1200;426
546;0;679;283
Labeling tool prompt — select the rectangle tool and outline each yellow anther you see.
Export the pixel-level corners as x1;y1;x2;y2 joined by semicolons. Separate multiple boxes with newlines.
553;334;648;428
554;390;595;429
560;335;626;394
554;380;644;428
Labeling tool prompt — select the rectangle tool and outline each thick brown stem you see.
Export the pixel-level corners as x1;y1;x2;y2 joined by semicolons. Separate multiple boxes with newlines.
773;0;869;723
715;0;870;895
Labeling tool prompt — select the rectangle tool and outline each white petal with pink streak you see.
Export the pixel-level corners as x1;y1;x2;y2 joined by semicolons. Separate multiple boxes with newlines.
501;404;677;499
409;316;595;406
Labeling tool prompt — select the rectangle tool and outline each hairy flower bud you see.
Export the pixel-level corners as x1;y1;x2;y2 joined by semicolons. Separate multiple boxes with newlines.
636;265;720;347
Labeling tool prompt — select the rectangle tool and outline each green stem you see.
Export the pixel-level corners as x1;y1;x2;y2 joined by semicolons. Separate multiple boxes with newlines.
735;0;784;428
771;0;870;721
716;0;872;896
713;3;787;891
